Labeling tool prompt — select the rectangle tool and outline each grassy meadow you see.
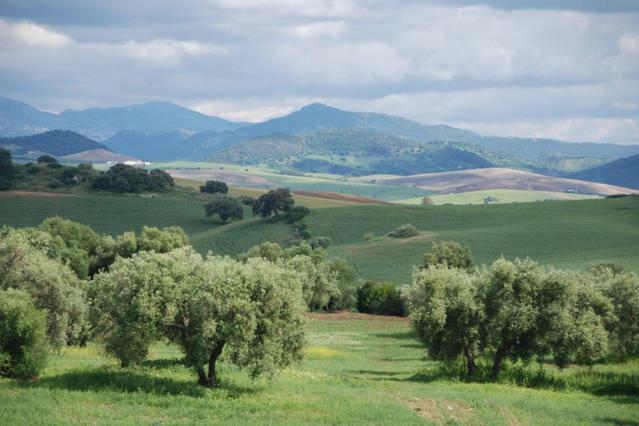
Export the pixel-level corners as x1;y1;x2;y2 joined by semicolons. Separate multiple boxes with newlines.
1;313;637;425
1;193;638;284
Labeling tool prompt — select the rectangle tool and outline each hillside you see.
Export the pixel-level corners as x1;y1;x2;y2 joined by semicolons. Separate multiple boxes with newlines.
370;167;637;195
571;154;639;189
1;194;637;284
211;128;505;175
0;130;110;157
467;136;639;165
0;98;246;140
61;149;138;162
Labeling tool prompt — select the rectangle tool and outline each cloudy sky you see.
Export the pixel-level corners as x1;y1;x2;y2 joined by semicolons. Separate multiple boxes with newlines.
1;0;638;144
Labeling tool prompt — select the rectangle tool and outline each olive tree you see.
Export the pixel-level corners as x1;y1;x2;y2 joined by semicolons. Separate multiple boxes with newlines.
480;258;610;378
89;249;196;366
89;248;307;387
593;267;639;357
404;266;482;375
170;256;306;387
0;231;87;346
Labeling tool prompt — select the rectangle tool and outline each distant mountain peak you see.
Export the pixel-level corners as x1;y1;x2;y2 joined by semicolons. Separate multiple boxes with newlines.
299;102;337;111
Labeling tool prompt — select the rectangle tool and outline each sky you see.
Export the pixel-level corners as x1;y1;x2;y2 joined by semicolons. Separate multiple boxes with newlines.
0;0;638;144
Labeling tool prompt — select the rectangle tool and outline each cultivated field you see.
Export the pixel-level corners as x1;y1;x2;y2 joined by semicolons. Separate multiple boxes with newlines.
1;192;637;284
371;167;636;196
1;314;636;425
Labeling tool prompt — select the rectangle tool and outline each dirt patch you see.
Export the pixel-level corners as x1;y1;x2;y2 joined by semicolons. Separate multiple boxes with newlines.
306;311;408;322
406;399;475;424
0;191;73;198
292;190;388;204
406;398;443;423
499;406;521;426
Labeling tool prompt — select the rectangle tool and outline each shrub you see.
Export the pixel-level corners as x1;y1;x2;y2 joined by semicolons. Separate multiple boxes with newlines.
137;226;189;253
357;281;404;316
91;164;173;193
0;289;48;379
286;206;310;223
37;155;57;164
199;180;228;194
423;241;474;272
237;195;255;206
387;224;419;238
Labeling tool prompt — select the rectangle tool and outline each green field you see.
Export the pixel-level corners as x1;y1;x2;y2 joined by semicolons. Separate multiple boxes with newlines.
1;313;637;425
397;189;601;205
1;193;638;284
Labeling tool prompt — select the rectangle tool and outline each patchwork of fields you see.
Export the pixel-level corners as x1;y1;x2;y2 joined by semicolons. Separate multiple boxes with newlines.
1;192;637;284
1;314;636;425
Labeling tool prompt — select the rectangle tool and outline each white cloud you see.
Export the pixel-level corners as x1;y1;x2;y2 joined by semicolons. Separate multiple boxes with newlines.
619;34;639;53
0;19;72;48
453;118;639;144
292;21;346;38
116;39;229;62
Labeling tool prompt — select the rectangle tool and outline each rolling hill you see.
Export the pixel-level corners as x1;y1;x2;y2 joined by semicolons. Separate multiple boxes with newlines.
0;130;111;157
211;128;504;175
369;167;637;196
571;154;639;189
0;97;246;140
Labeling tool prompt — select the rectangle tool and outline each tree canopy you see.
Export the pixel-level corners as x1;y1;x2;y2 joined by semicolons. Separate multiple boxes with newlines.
252;188;295;218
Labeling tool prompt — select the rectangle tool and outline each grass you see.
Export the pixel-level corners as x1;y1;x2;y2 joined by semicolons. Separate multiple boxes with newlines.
397;189;601;205
1;314;637;425
1;194;638;283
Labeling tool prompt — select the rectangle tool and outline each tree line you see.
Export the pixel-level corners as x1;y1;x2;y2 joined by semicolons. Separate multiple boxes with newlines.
0;148;174;193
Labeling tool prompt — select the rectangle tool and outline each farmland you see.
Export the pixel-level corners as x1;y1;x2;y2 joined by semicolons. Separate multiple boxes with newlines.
1;191;637;284
1;313;637;425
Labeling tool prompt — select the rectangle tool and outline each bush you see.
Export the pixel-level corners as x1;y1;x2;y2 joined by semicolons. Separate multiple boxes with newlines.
199;180;228;194
0;289;48;379
287;206;310;223
237;195;255;206
387;224;419;238
423;241;474;272
357;281;404;316
37;155;57;164
137;226;189;253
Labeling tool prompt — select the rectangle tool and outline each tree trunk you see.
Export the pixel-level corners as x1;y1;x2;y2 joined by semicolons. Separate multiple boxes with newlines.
198;342;225;388
491;341;510;380
464;346;477;377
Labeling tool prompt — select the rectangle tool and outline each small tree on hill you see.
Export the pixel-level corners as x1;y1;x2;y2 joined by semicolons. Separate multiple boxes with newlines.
252;188;295;218
200;180;228;194
37;155;57;164
423;241;474;272
204;195;244;223
0;148;15;190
